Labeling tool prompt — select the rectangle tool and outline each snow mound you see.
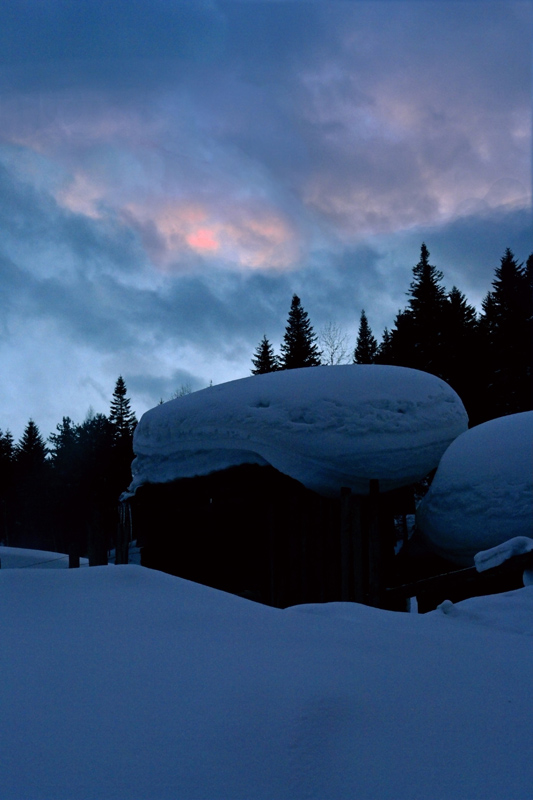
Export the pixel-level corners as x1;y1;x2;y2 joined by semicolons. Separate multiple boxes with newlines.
127;365;468;496
417;411;533;565
1;564;533;799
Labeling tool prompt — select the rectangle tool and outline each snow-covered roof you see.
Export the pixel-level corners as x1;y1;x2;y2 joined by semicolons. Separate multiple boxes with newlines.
417;411;533;565
127;365;468;497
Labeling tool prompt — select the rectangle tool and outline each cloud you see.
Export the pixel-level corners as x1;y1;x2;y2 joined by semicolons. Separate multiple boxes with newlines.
0;1;529;439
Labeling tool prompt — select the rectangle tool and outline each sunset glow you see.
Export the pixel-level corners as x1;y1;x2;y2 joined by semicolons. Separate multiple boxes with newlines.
186;228;219;251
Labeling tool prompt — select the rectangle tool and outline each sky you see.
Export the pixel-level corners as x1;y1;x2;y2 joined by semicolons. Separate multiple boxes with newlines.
0;0;531;440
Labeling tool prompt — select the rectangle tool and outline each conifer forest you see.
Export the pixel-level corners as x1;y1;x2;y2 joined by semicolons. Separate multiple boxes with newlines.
1;245;532;559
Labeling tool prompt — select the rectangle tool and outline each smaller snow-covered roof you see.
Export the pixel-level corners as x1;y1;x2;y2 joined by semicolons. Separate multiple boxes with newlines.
417;411;533;565
127;365;468;497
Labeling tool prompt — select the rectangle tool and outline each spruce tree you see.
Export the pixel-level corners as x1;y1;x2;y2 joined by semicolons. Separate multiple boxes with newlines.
109;377;137;556
375;327;393;364
0;428;14;466
279;295;321;369
251;336;279;374
109;376;137;442
13;420;52;549
48;417;83;556
440;287;480;422
386;243;447;375
478;248;531;418
48;417;79;466
78;412;116;566
16;419;48;470
353;310;378;364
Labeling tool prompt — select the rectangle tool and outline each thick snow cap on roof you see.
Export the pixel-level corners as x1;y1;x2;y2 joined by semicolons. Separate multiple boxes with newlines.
417;411;533;566
127;365;468;497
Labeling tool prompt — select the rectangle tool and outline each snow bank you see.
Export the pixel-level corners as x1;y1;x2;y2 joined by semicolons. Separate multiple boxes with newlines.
127;365;468;497
0;564;532;800
417;411;533;565
0;546;89;569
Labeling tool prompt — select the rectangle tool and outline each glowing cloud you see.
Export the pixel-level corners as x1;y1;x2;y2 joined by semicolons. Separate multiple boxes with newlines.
186;228;219;251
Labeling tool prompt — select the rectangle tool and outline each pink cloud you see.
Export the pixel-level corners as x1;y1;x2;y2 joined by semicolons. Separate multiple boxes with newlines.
186;228;220;251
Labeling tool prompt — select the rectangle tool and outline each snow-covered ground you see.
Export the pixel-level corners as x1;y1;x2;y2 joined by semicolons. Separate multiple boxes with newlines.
0;544;142;569
1;562;532;799
128;365;467;496
0;546;89;569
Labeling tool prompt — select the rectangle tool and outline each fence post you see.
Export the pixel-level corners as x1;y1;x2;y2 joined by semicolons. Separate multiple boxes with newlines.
68;542;80;569
115;501;131;565
366;479;382;607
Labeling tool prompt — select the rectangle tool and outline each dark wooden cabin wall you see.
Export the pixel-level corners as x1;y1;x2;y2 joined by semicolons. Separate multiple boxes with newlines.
131;464;344;607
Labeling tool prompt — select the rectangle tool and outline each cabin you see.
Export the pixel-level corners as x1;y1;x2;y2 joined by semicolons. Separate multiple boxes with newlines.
121;364;473;610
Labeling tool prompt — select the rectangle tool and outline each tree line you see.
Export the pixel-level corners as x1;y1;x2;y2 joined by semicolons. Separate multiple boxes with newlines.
251;244;533;426
0;377;137;562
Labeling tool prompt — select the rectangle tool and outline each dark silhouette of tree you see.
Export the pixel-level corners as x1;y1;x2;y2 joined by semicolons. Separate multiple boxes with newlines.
109;376;137;442
439;287;480;423
251;336;279;374
48;417;84;555
478;248;532;418
13;420;52;549
388;243;448;375
353;310;378;364
375;327;393;364
49;416;78;467
279;295;321;369
16;419;48;469
77;412;116;565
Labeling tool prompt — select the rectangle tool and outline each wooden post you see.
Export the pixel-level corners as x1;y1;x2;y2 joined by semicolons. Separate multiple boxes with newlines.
351;495;366;604
68;542;80;569
340;487;352;601
366;479;382;607
340;488;367;603
115;501;131;565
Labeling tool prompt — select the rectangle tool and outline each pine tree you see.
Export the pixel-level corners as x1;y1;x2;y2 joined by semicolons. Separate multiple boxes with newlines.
279;295;321;369
0;428;14;466
16;419;48;470
77;412;117;566
353;310;378;364
109;378;137;555
48;417;79;466
440;287;480;422
48;417;83;556
13;420;52;549
386;243;448;375
251;336;279;374
109;377;137;442
375;327;393;364
478;248;531;418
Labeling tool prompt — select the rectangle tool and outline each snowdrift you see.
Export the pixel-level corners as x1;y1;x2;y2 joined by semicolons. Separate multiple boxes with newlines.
417;411;533;565
0;564;532;800
127;365;468;496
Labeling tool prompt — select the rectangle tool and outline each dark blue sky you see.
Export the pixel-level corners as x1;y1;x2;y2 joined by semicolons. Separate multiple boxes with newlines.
0;0;531;438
